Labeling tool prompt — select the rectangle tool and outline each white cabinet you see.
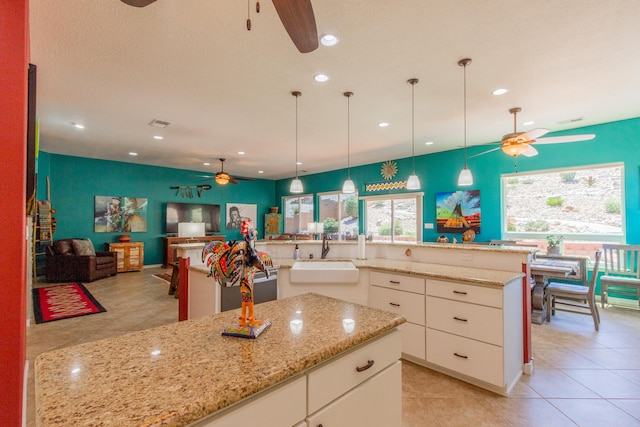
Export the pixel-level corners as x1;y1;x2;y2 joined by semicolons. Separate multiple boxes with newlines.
425;278;523;395
368;270;426;360
193;376;306;427
306;361;402;427
192;329;402;427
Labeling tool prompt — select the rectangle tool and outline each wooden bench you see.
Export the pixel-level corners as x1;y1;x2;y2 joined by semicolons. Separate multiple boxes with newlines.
600;244;640;307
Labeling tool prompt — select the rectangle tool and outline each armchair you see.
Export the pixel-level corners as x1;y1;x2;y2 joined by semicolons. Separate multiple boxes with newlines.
46;238;117;283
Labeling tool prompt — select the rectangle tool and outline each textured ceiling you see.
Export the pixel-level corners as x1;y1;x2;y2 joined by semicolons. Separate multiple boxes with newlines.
29;0;640;181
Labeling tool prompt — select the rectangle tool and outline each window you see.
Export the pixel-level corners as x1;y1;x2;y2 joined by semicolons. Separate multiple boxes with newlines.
362;193;423;243
502;163;624;243
283;194;314;234
318;191;359;240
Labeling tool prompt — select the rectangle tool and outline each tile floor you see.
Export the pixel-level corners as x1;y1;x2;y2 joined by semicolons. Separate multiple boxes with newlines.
26;267;640;426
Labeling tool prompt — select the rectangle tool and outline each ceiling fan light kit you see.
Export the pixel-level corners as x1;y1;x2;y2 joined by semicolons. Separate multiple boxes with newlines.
290;91;304;194
406;78;421;191
457;58;474;187
342;91;356;194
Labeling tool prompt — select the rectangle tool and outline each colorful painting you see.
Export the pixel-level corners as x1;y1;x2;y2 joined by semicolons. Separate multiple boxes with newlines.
436;190;481;234
94;196;148;232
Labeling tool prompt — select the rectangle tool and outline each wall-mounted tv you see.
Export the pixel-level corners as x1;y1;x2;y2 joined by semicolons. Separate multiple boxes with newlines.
166;202;220;235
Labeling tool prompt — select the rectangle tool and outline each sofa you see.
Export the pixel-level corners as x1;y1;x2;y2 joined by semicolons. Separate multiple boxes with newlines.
46;238;117;283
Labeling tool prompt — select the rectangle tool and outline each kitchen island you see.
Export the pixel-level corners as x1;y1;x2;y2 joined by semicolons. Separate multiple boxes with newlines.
35;293;405;427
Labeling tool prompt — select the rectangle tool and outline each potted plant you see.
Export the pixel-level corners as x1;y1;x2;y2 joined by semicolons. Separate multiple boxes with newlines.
546;235;564;255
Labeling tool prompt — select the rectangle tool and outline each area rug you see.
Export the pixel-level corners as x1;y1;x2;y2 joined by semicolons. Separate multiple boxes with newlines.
32;283;106;324
153;272;172;283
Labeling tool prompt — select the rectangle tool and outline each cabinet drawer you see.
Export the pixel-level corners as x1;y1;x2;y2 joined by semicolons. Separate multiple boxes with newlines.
398;322;425;360
308;329;401;414
369;285;425;325
426;329;504;387
194;375;306;427
426;297;503;346
425;279;502;308
307;361;402;427
370;270;425;294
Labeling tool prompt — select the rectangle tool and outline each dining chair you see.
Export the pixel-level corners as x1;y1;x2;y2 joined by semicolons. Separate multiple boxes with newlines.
600;244;640;308
546;249;601;330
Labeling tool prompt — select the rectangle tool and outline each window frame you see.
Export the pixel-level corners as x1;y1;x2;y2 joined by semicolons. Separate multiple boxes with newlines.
282;194;315;234
360;192;423;243
501;162;626;243
317;190;359;241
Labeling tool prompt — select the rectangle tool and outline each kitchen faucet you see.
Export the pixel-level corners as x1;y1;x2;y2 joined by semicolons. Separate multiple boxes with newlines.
321;234;330;259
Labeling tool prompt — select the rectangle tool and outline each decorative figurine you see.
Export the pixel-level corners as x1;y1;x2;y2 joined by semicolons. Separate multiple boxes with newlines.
203;219;273;338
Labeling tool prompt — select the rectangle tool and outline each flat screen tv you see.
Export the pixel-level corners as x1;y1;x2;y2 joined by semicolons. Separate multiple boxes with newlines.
166;202;220;235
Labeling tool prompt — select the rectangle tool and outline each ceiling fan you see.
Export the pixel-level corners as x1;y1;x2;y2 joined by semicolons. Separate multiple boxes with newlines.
120;0;318;53
471;107;596;159
197;158;255;186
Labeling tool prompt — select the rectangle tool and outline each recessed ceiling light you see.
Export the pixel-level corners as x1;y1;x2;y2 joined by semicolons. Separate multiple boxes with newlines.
320;34;338;46
153;135;163;140
296;161;303;165
378;122;389;127
238;151;245;155
203;162;210;166
425;141;434;145
129;152;138;156
522;121;535;126
258;170;264;174
73;123;85;129
314;74;329;82
492;88;508;96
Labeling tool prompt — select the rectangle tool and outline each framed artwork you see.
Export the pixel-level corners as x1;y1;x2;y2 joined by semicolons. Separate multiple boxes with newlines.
226;203;257;230
94;196;148;232
436;190;481;234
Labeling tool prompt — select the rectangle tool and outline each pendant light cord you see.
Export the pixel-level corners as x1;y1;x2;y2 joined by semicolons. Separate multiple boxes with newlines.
295;93;299;179
346;92;352;178
411;81;416;174
463;62;467;168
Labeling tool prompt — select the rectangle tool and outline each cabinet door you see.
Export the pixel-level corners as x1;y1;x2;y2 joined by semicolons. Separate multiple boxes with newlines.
307;361;401;427
111;246;126;272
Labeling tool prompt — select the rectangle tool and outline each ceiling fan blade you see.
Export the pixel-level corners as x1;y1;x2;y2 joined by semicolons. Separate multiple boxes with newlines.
233;177;256;181
521;146;539;157
229;177;239;185
120;0;157;7
520;128;549;141
533;134;596;144
467;146;502;159
272;0;319;53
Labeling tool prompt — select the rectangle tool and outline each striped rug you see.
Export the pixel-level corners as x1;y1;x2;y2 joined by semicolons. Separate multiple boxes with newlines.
32;283;106;324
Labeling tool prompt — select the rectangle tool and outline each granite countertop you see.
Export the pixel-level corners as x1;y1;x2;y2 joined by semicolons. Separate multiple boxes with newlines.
35;293;405;427
273;258;524;287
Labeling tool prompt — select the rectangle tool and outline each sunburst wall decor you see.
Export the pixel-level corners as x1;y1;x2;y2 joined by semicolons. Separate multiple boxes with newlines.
380;160;398;180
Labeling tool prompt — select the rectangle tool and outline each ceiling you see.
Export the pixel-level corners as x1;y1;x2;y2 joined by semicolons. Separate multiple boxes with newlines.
29;1;640;181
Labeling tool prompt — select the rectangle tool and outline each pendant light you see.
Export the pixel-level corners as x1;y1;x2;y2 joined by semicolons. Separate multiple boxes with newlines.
342;91;355;194
406;78;421;190
290;91;303;193
457;58;474;186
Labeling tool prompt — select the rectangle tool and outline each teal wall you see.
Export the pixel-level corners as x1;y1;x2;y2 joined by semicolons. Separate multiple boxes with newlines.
38;117;640;267
275;117;640;244
38;154;276;265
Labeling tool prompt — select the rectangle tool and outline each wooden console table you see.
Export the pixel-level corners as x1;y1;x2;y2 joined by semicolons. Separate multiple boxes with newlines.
107;242;144;272
162;236;224;268
530;253;589;324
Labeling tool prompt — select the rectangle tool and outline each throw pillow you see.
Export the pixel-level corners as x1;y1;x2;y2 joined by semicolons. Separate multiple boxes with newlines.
72;239;96;256
54;239;74;255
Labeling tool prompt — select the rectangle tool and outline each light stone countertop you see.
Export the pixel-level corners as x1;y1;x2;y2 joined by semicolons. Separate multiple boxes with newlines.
35;293;405;427
274;258;524;287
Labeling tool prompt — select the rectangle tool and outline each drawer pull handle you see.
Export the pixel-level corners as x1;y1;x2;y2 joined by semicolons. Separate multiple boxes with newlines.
356;359;375;372
389;280;401;284
389;302;400;307
453;290;468;295
453;316;468;322
454;352;468;359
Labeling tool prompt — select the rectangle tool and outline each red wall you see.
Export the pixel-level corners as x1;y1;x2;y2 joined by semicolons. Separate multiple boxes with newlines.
0;0;29;425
